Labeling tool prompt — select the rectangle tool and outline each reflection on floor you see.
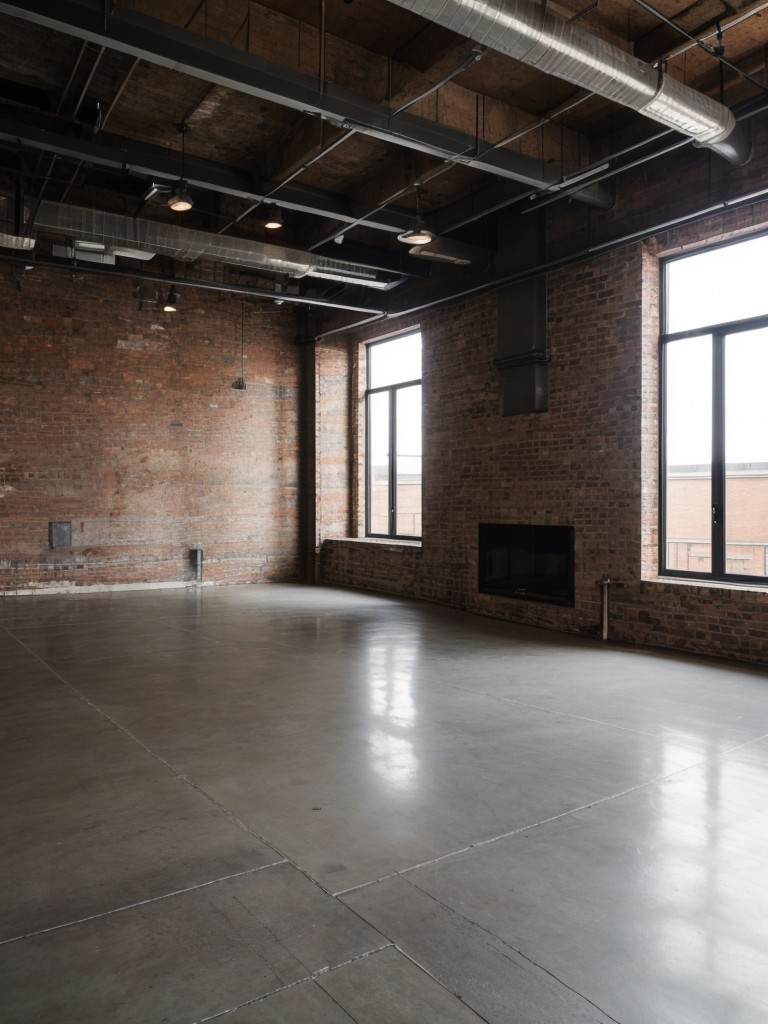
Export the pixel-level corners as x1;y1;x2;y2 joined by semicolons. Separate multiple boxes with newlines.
2;583;768;1023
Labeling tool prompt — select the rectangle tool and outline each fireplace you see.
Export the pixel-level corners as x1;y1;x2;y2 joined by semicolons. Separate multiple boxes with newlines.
478;523;575;606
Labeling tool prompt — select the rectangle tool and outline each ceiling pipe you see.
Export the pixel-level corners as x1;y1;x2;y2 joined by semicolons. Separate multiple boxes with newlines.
317;179;768;339
0;251;386;314
27;199;400;290
0;102;414;235
383;0;751;166
0;0;561;190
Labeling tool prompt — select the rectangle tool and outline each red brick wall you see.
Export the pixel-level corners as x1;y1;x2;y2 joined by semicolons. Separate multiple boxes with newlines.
314;339;353;547
0;268;301;591
319;220;768;667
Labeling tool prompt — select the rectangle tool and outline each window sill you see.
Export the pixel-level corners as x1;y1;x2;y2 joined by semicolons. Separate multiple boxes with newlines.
649;575;768;597
325;537;422;550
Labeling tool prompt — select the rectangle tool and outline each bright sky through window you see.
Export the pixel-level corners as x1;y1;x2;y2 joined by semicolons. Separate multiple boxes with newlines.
665;233;768;333
665;238;768;465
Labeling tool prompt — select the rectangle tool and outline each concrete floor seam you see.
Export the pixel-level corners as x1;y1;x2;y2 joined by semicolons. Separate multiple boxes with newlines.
333;731;768;899
400;874;626;1024
192;942;397;1024
446;681;671;741
8;632;293;863
389;939;495;1024
317;879;495;1022
0;860;289;947
5;587;768;1022
493;692;768;748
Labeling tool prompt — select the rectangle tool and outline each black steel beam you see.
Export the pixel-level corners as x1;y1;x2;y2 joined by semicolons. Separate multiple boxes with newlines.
0;250;386;313
0;103;417;233
311;239;431;278
0;0;560;189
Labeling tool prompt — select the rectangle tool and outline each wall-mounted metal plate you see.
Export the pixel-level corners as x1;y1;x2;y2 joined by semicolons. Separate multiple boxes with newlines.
49;521;72;549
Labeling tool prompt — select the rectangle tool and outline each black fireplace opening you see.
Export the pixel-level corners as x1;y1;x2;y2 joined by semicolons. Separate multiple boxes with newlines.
478;523;575;606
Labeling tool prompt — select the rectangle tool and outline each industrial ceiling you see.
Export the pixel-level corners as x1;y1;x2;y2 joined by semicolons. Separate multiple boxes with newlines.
0;0;766;323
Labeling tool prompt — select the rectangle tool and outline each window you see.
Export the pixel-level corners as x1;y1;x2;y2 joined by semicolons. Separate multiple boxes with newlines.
366;331;422;539
661;234;768;583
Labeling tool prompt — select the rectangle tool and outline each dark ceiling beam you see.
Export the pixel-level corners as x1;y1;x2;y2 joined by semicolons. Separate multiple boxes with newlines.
0;250;387;314
0;0;560;190
263;116;346;187
311;238;431;278
0;103;414;233
265;40;483;210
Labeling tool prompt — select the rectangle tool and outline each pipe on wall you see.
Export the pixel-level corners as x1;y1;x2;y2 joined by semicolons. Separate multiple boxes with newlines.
599;575;612;641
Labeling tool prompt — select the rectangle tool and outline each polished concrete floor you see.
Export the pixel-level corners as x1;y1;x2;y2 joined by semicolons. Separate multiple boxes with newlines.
2;583;768;1023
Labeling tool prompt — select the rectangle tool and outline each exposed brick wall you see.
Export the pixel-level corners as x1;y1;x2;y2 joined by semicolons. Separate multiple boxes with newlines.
315;339;353;546
320;539;422;597
0;268;301;591
318;219;768;667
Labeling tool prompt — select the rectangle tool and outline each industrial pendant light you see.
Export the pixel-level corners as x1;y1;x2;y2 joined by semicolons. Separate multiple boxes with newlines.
163;286;178;312
263;204;283;230
168;123;193;212
232;302;247;390
397;183;434;245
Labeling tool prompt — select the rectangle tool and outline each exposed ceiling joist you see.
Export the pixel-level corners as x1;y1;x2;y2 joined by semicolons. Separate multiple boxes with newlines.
383;0;750;165
0;249;387;313
0;0;561;190
0;103;416;233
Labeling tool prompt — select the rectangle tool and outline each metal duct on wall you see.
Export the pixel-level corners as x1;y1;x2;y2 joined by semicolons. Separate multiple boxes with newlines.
29;201;395;289
385;0;750;165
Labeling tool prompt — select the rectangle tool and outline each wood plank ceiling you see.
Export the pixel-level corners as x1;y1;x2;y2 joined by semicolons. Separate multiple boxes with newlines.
0;0;766;315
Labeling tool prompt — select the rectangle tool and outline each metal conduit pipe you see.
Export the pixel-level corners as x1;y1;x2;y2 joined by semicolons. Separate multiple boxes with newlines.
448;87;768;230
0;253;386;314
599;575;612;641
220;46;485;237
316;177;768;338
384;0;751;165
494;85;768;216
28;200;396;290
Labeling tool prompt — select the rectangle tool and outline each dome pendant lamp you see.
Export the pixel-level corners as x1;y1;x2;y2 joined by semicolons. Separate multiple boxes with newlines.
397;182;434;246
168;123;194;213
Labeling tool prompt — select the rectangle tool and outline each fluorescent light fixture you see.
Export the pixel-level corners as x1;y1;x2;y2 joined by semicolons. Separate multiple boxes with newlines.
0;233;35;250
111;247;155;261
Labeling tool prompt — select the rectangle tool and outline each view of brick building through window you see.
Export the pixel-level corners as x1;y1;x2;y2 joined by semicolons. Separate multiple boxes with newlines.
666;466;768;575
663;235;768;581
368;474;422;537
366;332;422;539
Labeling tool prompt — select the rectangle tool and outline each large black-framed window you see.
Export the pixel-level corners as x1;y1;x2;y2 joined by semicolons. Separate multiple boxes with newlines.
365;331;422;539
660;234;768;584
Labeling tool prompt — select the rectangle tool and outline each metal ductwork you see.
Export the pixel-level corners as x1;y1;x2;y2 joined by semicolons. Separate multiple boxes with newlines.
385;0;751;166
0;195;34;250
27;201;396;289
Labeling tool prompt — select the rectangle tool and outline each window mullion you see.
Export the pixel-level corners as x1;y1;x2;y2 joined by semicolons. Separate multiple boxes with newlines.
365;331;422;540
711;333;726;576
388;385;396;536
659;339;669;574
365;392;372;536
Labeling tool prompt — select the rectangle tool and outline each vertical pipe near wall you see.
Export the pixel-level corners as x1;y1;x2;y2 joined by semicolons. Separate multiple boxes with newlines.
297;314;318;582
319;0;326;95
190;548;203;583
599;575;611;640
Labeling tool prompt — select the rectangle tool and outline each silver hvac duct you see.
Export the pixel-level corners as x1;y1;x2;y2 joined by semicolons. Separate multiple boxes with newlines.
30;201;393;289
385;0;750;165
